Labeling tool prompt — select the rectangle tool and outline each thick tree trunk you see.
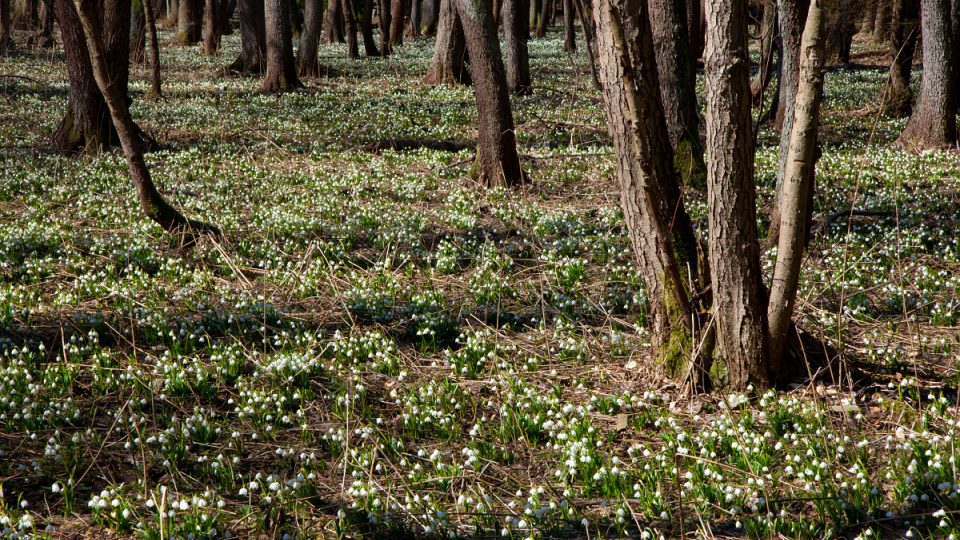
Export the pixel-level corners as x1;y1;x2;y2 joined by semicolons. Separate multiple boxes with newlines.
145;0;163;98
379;0;392;53
230;0;266;72
767;0;825;379
262;0;301;91
362;0;380;54
72;0;219;241
704;0;769;388
880;0;918;116
896;0;957;148
535;0;549;35
411;0;422;35
649;0;704;188
424;0;470;84
503;0;530;92
343;0;359;57
176;0;201;43
456;0;525;186
390;0;404;43
299;0;324;75
562;0;574;50
323;0;345;42
202;0;220;53
131;1;147;61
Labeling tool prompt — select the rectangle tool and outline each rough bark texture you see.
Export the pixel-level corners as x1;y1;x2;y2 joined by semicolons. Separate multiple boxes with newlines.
202;0;220;53
230;0;266;72
704;0;769;388
767;0;825;379
298;0;324;75
424;0;470;84
176;0;201;43
379;0;392;54
145;0;163;97
880;0;918;116
594;0;703;377
390;0;404;43
503;0;531;92
562;0;575;50
896;0;957;148
72;0;219;242
648;0;704;188
262;0;301;91
456;0;525;186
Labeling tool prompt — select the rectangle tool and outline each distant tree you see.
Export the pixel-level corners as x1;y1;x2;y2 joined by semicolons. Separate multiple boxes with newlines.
322;0;345;42
299;0;325;74
880;0;918;116
262;0;301;92
424;0;470;84
144;0;163;98
343;0;359;58
390;0;404;44
535;0;549;36
503;0;530;92
201;0;222;53
751;0;777;105
229;0;265;73
562;0;575;50
362;0;380;55
379;0;392;54
896;0;957;148
176;0;201;44
411;0;423;36
456;0;526;186
131;0;146;61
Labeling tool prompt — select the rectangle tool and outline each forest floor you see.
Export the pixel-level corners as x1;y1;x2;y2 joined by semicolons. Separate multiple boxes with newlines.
1;29;960;539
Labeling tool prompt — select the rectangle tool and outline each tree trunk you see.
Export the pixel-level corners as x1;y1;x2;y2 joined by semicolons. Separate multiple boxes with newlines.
535;0;548;35
131;0;147;62
1;0;13;52
145;0;163;98
299;0;324;74
704;0;769;388
649;0;704;188
379;0;392;53
72;0;219;242
873;0;891;41
751;0;777;104
36;0;55;47
362;0;380;54
343;0;359;57
323;0;346;42
767;0;825;379
230;0;266;72
456;0;525;186
896;0;957;148
390;0;403;43
411;0;422;36
837;0;855;63
572;0;601;87
880;0;918;116
176;0;201;43
503;0;530;92
262;0;301;91
202;0;220;53
166;0;178;27
424;0;470;83
562;0;574;50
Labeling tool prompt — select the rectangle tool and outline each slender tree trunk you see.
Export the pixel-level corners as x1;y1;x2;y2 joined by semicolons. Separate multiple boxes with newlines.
166;0;178;26
751;0;777;104
230;0;266;72
424;0;470;83
362;0;380;54
503;0;530;92
896;0;957;148
837;0;855;63
131;1;147;61
705;0;769;388
202;0;220;53
767;0;825;379
323;0;346;42
456;0;525;186
176;0;201;43
880;0;918;116
144;0;163;98
299;0;324;74
390;0;404;43
535;0;549;35
411;0;422;36
562;0;574;50
72;0;219;241
379;0;392;53
262;0;301;91
343;0;359;57
572;0;600;87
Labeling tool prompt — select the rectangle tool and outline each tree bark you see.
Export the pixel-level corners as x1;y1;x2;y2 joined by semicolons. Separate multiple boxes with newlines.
166;0;179;27
896;0;957;148
202;0;220;53
72;0;219;242
229;0;266;72
411;0;422;35
131;0;147;61
379;0;392;53
145;0;163;98
390;0;404;43
503;0;530;92
751;0;777;104
262;0;301;91
176;0;201;43
343;0;359;57
299;0;324;74
424;0;470;83
562;0;574;50
880;0;918;116
362;0;380;54
572;0;601;87
535;0;549;35
767;0;825;379
873;0;891;41
323;0;346;42
704;0;769;388
456;0;525;186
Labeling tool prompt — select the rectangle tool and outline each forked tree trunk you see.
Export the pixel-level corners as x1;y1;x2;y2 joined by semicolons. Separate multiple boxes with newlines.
896;0;957;148
343;0;359;57
594;0;704;379
503;0;530;92
562;0;575;50
362;0;380;54
176;0;201;43
145;0;163;98
456;0;525;186
72;0;219;242
262;0;301;91
424;0;470;84
767;0;825;378
390;0;404;43
649;0;704;188
230;0;266;72
880;0;918;116
379;0;392;53
704;0;769;387
202;0;220;53
299;0;324;75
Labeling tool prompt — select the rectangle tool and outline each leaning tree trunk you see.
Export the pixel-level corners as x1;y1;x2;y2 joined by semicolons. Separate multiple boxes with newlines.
767;0;825;380
456;0;525;186
343;0;359;57
880;0;918;116
379;0;392;53
649;0;705;188
144;0;163;98
704;0;769;388
896;0;957;148
262;0;301;91
201;0;220;53
390;0;404;44
362;0;380;54
424;0;470;83
562;0;575;50
72;0;219;242
298;0;324;75
176;0;201;43
503;0;530;92
229;0;266;72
